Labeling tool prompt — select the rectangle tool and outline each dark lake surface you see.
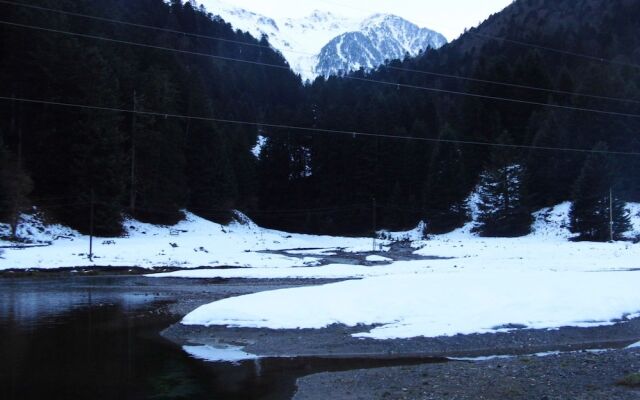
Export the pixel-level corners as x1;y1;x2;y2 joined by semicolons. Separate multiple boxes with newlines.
0;275;440;400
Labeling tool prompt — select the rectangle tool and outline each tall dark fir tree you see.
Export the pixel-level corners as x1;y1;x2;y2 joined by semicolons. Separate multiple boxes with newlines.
474;134;532;237
570;143;630;241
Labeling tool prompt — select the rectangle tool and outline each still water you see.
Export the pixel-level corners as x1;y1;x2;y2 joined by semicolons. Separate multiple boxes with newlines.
0;275;439;399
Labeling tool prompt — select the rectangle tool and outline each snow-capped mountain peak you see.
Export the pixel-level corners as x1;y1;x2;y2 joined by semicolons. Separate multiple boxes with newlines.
195;1;447;81
315;14;447;77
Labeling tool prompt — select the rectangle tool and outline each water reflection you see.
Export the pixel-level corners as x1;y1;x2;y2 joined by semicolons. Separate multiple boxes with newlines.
0;277;211;400
0;276;443;399
0;277;161;328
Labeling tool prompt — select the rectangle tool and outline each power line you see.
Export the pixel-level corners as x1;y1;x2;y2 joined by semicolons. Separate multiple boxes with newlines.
3;19;640;120
3;0;640;106
382;65;640;105
0;19;292;71
0;0;285;53
345;75;640;119
470;31;640;71
2;95;640;157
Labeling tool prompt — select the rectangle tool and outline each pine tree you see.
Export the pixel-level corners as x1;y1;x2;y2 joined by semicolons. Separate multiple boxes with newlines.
132;66;187;225
424;124;470;234
182;73;239;223
0;141;33;239
570;143;630;241
474;134;532;237
46;46;126;236
523;112;578;208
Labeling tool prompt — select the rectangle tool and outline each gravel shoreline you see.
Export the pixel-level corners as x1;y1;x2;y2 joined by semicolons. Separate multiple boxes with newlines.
163;317;640;359
294;348;640;399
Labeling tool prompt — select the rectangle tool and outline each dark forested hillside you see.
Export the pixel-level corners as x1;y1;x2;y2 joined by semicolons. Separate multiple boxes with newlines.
255;0;640;237
1;0;639;240
0;0;303;235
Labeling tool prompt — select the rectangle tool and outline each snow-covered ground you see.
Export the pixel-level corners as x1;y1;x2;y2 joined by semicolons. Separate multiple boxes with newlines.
3;203;640;341
182;271;640;339
175;202;640;340
0;211;374;270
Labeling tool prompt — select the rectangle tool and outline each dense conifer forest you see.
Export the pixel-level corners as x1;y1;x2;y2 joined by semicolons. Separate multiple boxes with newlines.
1;0;639;240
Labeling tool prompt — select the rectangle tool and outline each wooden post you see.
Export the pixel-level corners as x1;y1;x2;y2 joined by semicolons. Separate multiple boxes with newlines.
130;90;137;214
89;189;95;261
609;187;614;242
372;198;377;251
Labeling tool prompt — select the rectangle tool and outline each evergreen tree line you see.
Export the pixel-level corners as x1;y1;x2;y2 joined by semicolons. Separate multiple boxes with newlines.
0;0;303;236
0;0;638;241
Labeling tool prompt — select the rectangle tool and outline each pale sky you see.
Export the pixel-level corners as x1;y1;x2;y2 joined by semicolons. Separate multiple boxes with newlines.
213;0;513;41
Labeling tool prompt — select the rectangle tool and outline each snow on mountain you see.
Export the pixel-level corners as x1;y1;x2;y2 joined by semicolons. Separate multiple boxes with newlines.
196;0;359;80
194;1;446;81
316;14;447;77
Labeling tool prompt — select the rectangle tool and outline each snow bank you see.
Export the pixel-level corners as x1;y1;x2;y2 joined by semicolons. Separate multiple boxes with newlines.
0;211;375;270
0;211;78;243
182;344;258;363
377;221;426;242
625;203;640;239
530;202;575;239
182;270;640;339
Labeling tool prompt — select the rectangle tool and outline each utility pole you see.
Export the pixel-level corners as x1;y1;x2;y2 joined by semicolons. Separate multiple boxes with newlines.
130;90;137;214
609;187;614;242
372;197;377;252
9;93;24;239
9;93;23;167
89;189;95;262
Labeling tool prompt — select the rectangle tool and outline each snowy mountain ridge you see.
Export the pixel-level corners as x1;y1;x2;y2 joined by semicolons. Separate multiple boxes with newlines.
316;14;447;77
194;0;447;80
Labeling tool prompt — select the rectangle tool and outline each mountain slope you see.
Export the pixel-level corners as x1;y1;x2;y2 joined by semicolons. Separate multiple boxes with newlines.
316;14;447;77
196;0;446;80
198;0;359;79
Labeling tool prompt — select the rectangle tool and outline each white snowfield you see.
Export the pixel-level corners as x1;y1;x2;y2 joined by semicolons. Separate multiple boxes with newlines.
175;202;640;340
2;203;640;341
0;211;374;270
182;271;640;339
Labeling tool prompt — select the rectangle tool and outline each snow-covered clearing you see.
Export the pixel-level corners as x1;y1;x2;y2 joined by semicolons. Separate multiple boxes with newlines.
3;203;640;341
182;271;640;339
0;211;373;270
174;202;640;340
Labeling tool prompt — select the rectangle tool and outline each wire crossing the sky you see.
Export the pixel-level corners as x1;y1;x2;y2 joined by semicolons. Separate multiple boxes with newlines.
2;0;640;106
2;95;640;157
2;19;640;120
